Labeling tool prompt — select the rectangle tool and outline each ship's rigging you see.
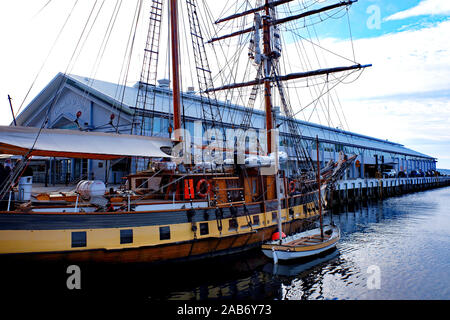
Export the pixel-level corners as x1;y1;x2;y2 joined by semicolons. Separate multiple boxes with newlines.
1;0;372;203
124;0;371;217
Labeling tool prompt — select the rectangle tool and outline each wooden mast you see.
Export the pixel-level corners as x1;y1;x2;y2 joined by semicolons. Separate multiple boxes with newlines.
170;0;182;141
316;135;324;239
263;0;273;155
262;0;277;200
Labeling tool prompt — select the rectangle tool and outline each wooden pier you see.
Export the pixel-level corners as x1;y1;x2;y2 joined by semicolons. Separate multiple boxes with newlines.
328;176;450;207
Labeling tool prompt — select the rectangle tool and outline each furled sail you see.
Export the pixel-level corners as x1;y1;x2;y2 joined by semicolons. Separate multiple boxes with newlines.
0;126;172;160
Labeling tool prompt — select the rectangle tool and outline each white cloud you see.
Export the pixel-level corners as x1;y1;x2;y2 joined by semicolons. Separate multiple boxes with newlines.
338;20;450;99
328;20;450;168
277;19;450;167
385;0;450;21
242;19;450;167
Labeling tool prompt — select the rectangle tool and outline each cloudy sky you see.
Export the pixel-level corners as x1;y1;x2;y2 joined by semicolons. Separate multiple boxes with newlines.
315;0;450;169
0;0;449;168
338;0;450;169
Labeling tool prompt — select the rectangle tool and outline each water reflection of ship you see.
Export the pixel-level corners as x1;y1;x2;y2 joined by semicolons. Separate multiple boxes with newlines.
162;248;349;300
168;206;381;300
160;210;366;300
158;250;278;300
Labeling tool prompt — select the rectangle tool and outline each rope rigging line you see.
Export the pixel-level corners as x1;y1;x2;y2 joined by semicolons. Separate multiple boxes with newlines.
185;0;226;138
346;6;356;63
132;0;164;138
202;1;266;133
32;0;53;18
51;0;123;136
0;0;103;200
270;0;365;163
106;0;144;129
287;20;342;144
14;0;80;118
115;0;144;134
68;0;106;77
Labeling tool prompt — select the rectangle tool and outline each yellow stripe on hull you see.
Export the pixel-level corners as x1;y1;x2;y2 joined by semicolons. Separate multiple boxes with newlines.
0;202;319;256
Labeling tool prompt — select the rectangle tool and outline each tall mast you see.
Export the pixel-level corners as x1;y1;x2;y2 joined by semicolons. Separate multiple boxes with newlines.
316;135;324;239
170;0;182;140
263;0;273;155
262;0;277;200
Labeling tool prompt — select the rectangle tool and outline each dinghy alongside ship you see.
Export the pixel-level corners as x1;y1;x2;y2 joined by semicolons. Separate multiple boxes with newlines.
262;224;340;263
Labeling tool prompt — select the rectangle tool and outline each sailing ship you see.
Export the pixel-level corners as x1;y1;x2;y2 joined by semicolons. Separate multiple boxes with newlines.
0;0;369;263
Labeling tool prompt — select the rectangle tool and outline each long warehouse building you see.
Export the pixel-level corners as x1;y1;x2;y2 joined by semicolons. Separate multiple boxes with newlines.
9;73;437;185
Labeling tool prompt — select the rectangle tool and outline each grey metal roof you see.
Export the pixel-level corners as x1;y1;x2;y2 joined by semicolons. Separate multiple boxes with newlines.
15;73;435;160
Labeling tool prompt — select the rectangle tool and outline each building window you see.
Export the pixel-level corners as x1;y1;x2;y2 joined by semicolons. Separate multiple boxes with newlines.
323;143;334;152
200;222;209;236
71;231;87;248
154;117;161;133
120;229;133;244
312;140;320;150
159;226;170;240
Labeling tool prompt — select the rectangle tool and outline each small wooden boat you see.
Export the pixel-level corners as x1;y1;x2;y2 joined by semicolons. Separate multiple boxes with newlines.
262;246;340;277
261;224;340;263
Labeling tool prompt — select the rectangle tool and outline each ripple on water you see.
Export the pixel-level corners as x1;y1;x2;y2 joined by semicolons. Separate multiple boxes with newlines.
280;187;450;300
136;187;450;301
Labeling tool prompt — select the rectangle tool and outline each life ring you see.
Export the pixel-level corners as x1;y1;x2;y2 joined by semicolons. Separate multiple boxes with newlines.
271;231;286;241
289;180;296;194
196;179;211;198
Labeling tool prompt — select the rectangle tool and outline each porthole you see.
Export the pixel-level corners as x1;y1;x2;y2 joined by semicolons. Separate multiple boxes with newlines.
228;219;238;231
200;222;209;236
71;231;86;248
252;215;260;226
120;229;133;244
159;226;171;240
272;212;277;222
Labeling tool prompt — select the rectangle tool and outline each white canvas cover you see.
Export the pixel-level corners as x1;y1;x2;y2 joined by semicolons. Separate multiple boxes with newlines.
0;126;172;160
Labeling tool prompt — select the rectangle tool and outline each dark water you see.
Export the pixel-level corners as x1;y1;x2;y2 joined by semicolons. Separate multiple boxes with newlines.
2;187;450;301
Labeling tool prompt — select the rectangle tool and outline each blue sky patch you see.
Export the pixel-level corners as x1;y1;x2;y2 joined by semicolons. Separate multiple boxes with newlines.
282;0;449;41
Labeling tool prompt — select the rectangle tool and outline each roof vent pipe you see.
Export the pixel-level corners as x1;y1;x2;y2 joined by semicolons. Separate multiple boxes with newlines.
158;79;170;88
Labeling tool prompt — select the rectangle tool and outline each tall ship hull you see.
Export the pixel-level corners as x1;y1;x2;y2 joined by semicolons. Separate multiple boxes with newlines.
0;194;321;263
0;156;356;263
